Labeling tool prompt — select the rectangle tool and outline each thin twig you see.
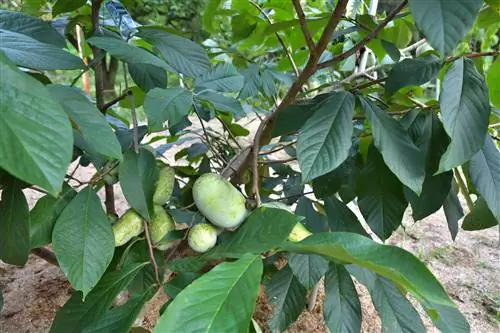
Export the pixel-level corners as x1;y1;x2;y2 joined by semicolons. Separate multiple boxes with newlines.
99;89;130;112
91;0;105;110
122;62;139;152
143;221;162;287
193;105;227;167
293;0;315;53
258;156;297;164
308;282;321;311
453;168;474;211
31;248;58;266
216;116;243;149
259;140;297;155
29;186;49;195
446;50;499;63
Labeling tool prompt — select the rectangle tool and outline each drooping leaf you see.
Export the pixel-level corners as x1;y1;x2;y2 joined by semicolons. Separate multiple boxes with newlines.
409;0;483;55
138;28;210;77
295;197;329;233
359;97;425;195
381;39;401;62
348;266;426;333
297;91;355;181
0;10;66;47
356;146;408;240
163;272;201;299
0;30;85;70
385;55;443;97
49;263;148;333
48;85;122;160
462;197;498;230
323;263;362;333
442;181;463;240
0;180;30;266
144;87;193;131
52;187;115;298
312;155;354;199
119;148;158;221
438;57;491;172
195;63;244;92
324;196;369;236
196;91;246;119
0;52;72;195
283;233;470;333
87;37;173;71
52;0;86;16
486;58;500;108
265;265;307;333
288;253;329;289
155;254;262;333
467;136;500;220
128;63;168;92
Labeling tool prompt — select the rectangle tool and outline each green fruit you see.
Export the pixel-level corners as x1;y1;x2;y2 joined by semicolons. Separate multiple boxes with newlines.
113;209;144;247
155;240;176;251
288;222;312;242
153;163;175;205
188;223;218;253
150;205;175;244
192;173;248;228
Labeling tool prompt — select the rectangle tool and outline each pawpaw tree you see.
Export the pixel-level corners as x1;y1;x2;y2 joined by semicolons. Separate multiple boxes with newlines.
0;0;499;332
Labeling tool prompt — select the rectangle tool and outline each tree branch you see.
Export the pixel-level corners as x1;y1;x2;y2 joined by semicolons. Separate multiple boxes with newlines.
99;89;130;112
293;0;315;53
143;221;162;287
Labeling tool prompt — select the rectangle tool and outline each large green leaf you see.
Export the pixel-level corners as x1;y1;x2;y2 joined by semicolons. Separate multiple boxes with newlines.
265;265;307;333
356;146;408;241
467;136;500;220
288;253;329;289
0;52;72;195
438;57;491;172
324;196;369;236
486;58;500;108
195;63;244;92
348;266;426;333
408;0;483;55
385;55;443;97
0;180;30;266
323;263;362;333
442;182;463;240
283;233;470;333
30;185;76;248
128;63;168;92
0;10;66;47
360;97;425;195
163;272;201;299
144;87;193;131
48;85;122;160
196;91;246;119
52;187;115;298
49;263;148;333
0;30;85;70
462;197;498;230
52;0;86;16
87;37;173;71
119;148;158;221
82;288;153;333
155;254;262;333
138;28;210;77
297;91;355;181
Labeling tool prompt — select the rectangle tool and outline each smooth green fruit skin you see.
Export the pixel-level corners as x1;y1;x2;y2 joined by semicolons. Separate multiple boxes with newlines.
113;209;144;247
150;205;175;244
193;173;248;228
188;223;218;253
288;222;312;242
153;164;175;205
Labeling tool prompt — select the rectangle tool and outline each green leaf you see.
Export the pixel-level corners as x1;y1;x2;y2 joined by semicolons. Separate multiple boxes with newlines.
163;272;201;299
442;181;463;240
385;55;443;97
196;91;246;119
462;197;498;230
195;63;244;92
87;37;173;71
52;0;86;16
0;53;72;195
408;0;483;55
155;254;262;333
467;136;500;220
30;185;77;248
82;289;153;333
324;196;369;236
119;148;158;221
118;86;145;109
486;58;500;108
381;39;401;62
323;263;362;333
138;28;210;77
203;0;223;33
144;87;193;131
295;197;329;233
0;30;85;70
265;265;307;333
356;146;408;240
297;91;355;182
49;263;148;333
283;233;470;333
288;253;329;289
0;180;30;266
128;63;167;92
238;64;261;99
52;187;115;298
360;97;425;194
48;84;122;160
438;57;491;173
348;266;426;333
0;10;66;47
